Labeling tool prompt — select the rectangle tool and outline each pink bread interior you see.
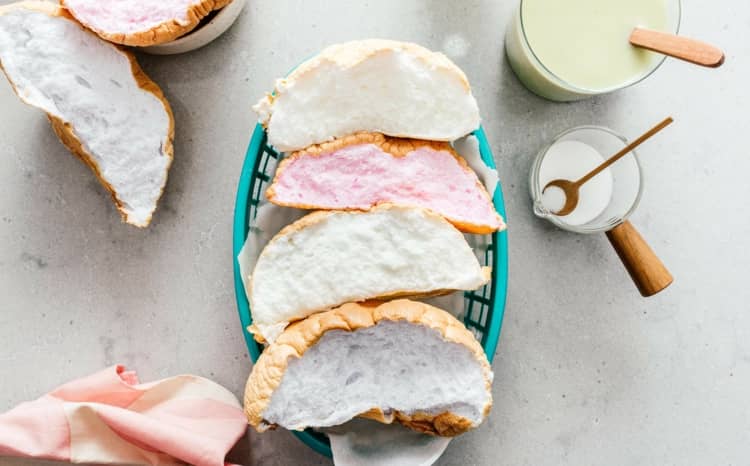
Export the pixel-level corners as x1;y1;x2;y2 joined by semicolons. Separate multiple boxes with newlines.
267;134;505;234
62;0;214;35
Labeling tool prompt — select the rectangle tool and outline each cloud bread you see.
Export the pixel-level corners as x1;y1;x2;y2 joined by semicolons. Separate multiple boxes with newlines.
267;132;505;234
254;39;481;152
244;300;493;436
60;0;233;46
248;204;490;343
0;1;174;227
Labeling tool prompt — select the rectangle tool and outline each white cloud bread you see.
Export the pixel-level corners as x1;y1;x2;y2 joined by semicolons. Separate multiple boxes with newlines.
245;300;493;436
254;39;481;152
0;2;174;227
248;205;490;343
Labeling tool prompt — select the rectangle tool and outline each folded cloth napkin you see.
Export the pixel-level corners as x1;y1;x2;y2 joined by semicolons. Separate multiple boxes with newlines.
0;365;248;466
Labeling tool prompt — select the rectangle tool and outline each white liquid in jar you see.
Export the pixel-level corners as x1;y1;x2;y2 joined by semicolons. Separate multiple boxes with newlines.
505;0;674;101
539;140;614;226
522;0;670;91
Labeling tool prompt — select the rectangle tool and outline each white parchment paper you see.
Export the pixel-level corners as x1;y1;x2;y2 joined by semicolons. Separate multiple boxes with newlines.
324;419;451;466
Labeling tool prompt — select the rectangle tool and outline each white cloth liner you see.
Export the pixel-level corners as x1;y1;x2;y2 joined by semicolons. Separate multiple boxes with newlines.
324;419;451;466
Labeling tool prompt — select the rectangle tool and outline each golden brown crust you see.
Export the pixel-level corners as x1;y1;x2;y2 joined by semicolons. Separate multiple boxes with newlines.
283;40;470;93
265;132;505;234
245;286;488;344
357;409;475;437
285;132;454;158
60;0;233;46
0;1;175;227
244;300;493;436
247;204;492;339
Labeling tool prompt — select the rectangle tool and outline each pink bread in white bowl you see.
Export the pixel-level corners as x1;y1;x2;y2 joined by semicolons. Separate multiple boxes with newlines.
267;133;505;234
60;0;234;46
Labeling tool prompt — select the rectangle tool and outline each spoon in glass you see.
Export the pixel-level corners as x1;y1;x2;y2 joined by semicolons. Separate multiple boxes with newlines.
543;116;673;216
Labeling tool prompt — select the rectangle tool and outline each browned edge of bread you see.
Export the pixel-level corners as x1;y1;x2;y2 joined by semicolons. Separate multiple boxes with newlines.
257;40;472;114
244;299;493;436
245;285;493;345
60;0;233;46
0;1;175;227
265;132;505;234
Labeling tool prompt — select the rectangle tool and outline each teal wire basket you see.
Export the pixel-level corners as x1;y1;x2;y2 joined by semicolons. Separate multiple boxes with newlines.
232;124;509;458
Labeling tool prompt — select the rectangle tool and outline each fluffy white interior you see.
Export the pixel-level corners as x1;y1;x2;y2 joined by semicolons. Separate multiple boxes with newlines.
258;49;480;151
251;207;488;341
0;10;171;226
263;320;490;430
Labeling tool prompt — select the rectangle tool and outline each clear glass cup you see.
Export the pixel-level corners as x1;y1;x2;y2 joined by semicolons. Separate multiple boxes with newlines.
530;126;643;234
505;0;682;101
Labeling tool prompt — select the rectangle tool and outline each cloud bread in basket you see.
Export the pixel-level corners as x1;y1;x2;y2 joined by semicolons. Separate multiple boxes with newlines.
235;39;508;458
254;39;482;152
248;204;491;344
266;132;505;234
245;300;493;436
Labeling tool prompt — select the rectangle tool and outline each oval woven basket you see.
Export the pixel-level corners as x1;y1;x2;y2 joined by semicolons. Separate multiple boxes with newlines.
232;124;509;457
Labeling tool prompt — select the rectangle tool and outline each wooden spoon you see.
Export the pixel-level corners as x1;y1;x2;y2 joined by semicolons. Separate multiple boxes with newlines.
606;220;673;297
543;117;675;297
543;116;673;217
630;28;724;68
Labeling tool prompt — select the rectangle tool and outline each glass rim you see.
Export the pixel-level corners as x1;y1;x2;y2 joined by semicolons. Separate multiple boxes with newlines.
530;125;645;234
518;0;682;95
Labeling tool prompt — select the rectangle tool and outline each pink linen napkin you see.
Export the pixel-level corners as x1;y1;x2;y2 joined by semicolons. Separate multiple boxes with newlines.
0;365;248;466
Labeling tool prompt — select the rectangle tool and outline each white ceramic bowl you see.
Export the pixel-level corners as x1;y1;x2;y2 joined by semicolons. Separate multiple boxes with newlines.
140;0;247;55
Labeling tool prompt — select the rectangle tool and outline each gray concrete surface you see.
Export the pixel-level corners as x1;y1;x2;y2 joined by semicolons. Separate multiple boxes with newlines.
1;1;748;465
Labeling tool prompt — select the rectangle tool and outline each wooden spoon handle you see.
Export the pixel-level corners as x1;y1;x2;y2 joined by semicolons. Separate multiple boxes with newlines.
630;28;724;67
605;221;673;297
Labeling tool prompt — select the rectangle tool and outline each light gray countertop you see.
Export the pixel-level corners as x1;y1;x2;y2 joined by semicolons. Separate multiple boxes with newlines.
1;1;748;465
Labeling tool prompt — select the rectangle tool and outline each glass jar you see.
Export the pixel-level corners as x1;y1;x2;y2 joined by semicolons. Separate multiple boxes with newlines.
530;126;644;233
505;0;681;101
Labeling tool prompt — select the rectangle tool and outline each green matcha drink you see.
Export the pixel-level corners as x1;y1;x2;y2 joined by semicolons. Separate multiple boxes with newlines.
505;0;680;101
